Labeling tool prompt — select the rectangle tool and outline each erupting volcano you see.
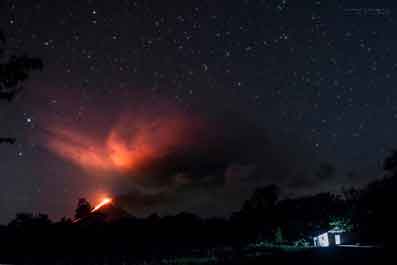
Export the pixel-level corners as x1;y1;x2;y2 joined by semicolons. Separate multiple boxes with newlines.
92;197;112;212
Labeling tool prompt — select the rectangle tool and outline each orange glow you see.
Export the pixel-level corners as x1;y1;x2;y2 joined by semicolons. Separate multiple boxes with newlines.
45;112;199;176
91;197;112;212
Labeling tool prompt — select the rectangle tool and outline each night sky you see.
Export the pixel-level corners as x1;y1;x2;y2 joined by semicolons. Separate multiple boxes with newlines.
1;0;397;223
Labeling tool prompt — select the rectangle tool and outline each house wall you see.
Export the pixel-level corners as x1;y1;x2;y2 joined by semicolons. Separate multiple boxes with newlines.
329;232;343;245
316;232;329;247
314;232;348;247
329;233;336;245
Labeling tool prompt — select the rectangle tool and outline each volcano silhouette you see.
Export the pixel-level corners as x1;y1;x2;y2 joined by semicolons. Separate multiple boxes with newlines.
76;200;133;224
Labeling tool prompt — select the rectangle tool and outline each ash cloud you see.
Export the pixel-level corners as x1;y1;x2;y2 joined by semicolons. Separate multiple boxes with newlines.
114;113;303;217
41;98;311;217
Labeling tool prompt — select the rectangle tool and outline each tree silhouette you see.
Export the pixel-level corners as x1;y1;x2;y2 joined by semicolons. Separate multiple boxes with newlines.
315;162;336;181
8;212;51;227
383;149;397;174
74;198;92;220
274;226;283;244
237;185;281;241
0;29;43;144
242;184;280;212
329;216;353;232
8;213;35;227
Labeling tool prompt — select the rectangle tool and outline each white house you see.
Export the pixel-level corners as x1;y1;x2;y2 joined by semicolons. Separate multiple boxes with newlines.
313;228;345;247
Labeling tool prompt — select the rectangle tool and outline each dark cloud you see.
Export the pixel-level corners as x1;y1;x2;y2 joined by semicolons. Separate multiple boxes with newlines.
39;91;315;217
315;162;336;181
114;112;306;217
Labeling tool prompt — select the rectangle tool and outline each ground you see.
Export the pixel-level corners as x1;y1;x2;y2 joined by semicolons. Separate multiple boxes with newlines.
0;243;388;265
159;246;387;265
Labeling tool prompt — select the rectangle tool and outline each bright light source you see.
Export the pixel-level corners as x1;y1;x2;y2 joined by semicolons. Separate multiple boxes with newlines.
91;197;112;212
318;232;329;247
335;234;341;245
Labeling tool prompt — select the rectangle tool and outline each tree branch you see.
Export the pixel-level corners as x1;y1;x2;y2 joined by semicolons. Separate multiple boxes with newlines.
0;91;16;101
0;137;16;144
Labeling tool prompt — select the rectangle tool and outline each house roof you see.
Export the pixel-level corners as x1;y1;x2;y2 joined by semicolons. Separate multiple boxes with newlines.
328;228;345;233
313;227;345;237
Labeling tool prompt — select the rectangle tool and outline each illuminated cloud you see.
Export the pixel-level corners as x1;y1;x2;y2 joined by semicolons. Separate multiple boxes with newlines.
45;110;202;179
43;104;303;216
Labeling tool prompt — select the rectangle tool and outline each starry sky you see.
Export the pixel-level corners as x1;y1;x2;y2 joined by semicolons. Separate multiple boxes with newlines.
1;0;397;223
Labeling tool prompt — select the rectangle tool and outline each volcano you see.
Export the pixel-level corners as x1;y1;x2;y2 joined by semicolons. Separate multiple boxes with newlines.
76;199;133;224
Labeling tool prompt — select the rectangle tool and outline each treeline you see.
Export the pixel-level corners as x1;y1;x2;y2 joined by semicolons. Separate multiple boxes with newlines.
0;151;396;263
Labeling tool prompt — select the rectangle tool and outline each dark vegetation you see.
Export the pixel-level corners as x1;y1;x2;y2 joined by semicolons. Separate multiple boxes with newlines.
0;29;43;144
0;152;395;264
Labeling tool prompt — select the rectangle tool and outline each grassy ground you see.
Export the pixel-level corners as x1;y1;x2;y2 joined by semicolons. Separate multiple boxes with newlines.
158;246;388;265
0;245;388;265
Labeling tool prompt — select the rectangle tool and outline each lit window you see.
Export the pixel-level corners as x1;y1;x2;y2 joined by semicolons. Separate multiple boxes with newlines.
335;234;341;245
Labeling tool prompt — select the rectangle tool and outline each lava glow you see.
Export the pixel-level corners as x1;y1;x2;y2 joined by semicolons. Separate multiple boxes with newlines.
91;197;112;212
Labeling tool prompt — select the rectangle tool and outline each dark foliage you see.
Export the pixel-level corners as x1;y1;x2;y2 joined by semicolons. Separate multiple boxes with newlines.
0;29;43;144
74;198;92;220
0;171;394;264
0;147;395;264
